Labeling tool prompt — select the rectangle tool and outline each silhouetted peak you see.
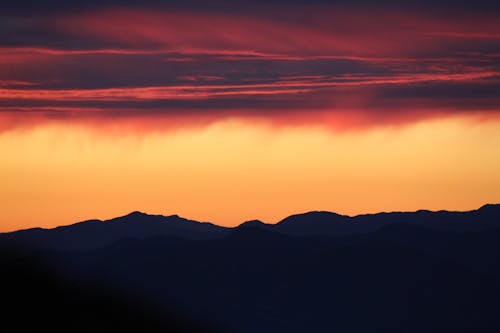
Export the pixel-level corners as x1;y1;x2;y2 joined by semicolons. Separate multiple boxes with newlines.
477;204;500;217
103;211;154;223
479;203;500;211
111;211;185;223
166;214;183;220
278;211;348;225
415;209;432;214
125;211;150;218
238;220;268;229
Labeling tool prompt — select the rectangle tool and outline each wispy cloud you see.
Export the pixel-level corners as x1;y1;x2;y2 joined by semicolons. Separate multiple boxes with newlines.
1;6;499;132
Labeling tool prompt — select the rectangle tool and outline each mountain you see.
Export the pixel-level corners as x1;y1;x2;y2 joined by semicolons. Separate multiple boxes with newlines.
27;226;500;333
274;204;500;236
274;211;353;235
1;204;500;251
2;204;500;332
0;211;229;251
237;219;271;229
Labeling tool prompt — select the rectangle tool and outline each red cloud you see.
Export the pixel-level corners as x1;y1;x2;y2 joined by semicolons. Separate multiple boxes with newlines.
1;6;499;133
52;8;500;57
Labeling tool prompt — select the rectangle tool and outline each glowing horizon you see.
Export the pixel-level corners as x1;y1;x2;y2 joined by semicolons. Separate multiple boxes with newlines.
1;114;499;232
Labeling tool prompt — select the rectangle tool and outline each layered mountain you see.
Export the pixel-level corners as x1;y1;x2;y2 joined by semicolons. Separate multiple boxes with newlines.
2;204;500;332
274;203;500;235
0;211;228;251
1;204;498;251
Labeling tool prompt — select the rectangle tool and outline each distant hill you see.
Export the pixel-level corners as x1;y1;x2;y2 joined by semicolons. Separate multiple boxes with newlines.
2;204;499;250
15;222;500;333
274;203;500;235
1;204;500;332
0;211;229;251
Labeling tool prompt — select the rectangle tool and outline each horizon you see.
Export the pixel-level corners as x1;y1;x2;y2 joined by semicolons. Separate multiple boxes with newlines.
2;202;498;233
2;118;500;232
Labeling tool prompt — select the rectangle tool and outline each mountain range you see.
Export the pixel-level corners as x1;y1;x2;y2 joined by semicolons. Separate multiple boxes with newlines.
2;204;499;251
2;204;500;332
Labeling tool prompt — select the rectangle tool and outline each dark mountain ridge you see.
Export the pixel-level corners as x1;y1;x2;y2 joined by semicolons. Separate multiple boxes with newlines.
1;204;498;251
2;204;500;332
0;211;229;251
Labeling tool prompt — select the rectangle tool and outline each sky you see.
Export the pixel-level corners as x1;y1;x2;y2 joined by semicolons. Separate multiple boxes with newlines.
1;1;500;231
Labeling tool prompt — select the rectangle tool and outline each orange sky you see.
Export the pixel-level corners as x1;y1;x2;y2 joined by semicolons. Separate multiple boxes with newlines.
1;115;499;232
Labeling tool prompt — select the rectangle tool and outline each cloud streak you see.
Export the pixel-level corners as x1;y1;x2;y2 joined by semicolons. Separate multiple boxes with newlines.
1;5;499;132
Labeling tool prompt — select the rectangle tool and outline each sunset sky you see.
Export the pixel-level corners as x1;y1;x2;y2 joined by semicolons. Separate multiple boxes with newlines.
1;1;500;231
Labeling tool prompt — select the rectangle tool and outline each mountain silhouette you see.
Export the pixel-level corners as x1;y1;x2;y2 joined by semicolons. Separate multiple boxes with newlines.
26;224;500;333
1;204;500;332
2;204;499;251
0;211;228;251
274;204;500;236
237;219;271;229
274;211;352;235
